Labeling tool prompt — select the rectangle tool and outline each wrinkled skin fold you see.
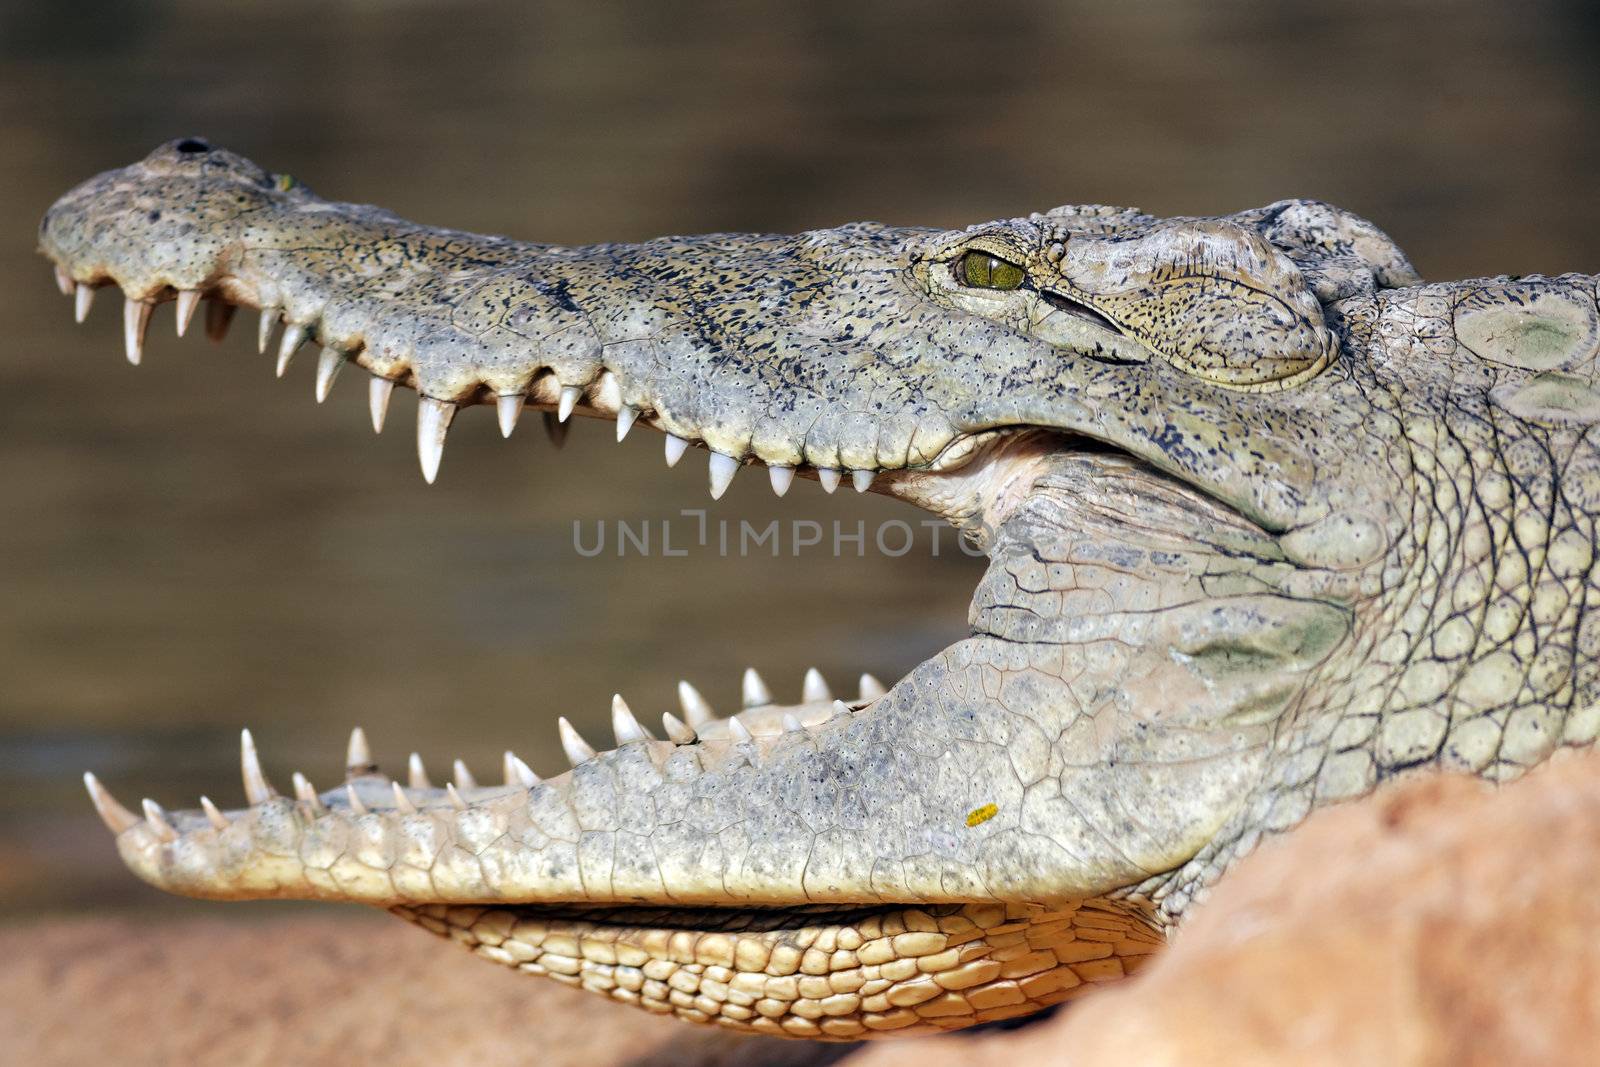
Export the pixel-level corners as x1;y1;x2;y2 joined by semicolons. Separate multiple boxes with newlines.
43;140;1600;1039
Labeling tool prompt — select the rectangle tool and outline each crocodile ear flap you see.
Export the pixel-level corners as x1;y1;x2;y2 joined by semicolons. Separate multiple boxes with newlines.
1054;219;1339;391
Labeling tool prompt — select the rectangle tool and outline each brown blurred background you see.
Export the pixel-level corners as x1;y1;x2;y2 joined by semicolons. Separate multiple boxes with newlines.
2;0;1598;916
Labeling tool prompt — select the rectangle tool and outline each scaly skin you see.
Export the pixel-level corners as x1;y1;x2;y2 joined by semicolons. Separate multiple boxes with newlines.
40;139;1600;1039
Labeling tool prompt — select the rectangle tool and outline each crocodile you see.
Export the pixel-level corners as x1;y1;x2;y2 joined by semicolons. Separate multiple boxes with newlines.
40;139;1600;1041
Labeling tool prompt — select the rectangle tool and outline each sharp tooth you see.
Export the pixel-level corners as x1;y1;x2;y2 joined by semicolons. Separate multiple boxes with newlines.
346;726;376;776
54;264;74;296
782;714;804;734
817;468;841;493
314;347;344;403
728;717;753;744
611;694;652;745
557;385;581;422
74;283;95;323
859;673;888;700
174;290;201;337
200;795;230;830
708;452;739;499
802;668;831;703
240;728;276;805
83;772;140;833
496;394;524;438
664;434;689;467
768;466;794;496
292;771;323;810
503;750;539;788
369;377;394;434
595;369;622;409
141;798;178;842
416;397;456;484
852;469;876;493
452;759;478;790
407;752;432;790
391;781;418;815
345;783;369;816
204;298;235;343
558;717;597;766
617;405;639;441
446;783;468;810
543;411;568;448
677;680;716;726
257;309;278;354
741;668;772;708
831;699;852;720
123;298;151;365
275;323;306;377
661;712;697;744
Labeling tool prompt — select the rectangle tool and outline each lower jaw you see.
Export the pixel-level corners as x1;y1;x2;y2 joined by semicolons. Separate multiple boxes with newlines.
394;897;1165;1039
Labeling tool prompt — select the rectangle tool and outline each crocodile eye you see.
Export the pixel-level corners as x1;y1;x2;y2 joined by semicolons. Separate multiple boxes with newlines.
958;251;1025;291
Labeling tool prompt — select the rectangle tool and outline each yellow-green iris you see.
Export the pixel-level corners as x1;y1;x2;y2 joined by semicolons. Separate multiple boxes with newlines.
958;250;1026;291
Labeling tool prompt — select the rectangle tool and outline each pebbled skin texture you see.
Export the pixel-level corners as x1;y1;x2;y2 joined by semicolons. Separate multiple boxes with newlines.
38;140;1600;1038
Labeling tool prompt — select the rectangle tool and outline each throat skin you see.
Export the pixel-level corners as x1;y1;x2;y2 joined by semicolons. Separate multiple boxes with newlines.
43;140;1600;1039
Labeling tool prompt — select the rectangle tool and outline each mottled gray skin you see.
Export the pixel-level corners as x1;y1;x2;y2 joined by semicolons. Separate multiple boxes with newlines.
39;140;1600;1036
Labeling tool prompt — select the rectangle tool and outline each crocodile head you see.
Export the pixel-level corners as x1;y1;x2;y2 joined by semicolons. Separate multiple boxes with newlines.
42;139;1600;1039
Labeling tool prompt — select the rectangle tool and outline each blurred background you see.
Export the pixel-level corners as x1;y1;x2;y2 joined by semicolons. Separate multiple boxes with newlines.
3;0;1599;916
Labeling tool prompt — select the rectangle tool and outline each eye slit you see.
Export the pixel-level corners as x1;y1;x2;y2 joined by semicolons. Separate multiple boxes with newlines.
958;251;1025;291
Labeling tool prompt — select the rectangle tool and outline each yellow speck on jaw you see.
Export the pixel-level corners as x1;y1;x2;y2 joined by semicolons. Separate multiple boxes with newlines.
965;803;998;828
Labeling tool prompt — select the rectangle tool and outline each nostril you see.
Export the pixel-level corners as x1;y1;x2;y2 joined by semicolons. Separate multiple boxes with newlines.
175;138;210;154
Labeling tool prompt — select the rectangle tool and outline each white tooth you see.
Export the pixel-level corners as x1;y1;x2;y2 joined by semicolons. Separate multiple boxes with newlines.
782;714;804;734
452;759;478;790
292;772;322;810
503;750;539;788
708;452;739;499
802;667;831;703
677;680;716;726
768;466;794;496
496;394;524;438
446;783;468;810
728;717;753;744
314;347;344;403
275;323;306;377
543;411;568;448
204;298;234;343
817;468;841;493
831;699;852;720
346;726;374;775
557;717;597;766
142;798;178;842
83;772;140;834
257;309;278;354
664;434;689;467
661;712;697;744
369;377;394;434
55;264;74;296
741;668;772;708
557;385;581;422
345;783;369;816
240;728;276;804
174;290;201;337
611;694;652;745
595;369;622;408
123;298;151;366
200;795;230;830
616;405;639;441
852;469;876;493
407;752;432;790
859;673;888;700
391;781;418;815
74;283;95;323
416;397;455;484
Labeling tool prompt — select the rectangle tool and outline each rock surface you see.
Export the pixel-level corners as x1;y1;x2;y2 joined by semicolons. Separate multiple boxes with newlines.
851;750;1600;1067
